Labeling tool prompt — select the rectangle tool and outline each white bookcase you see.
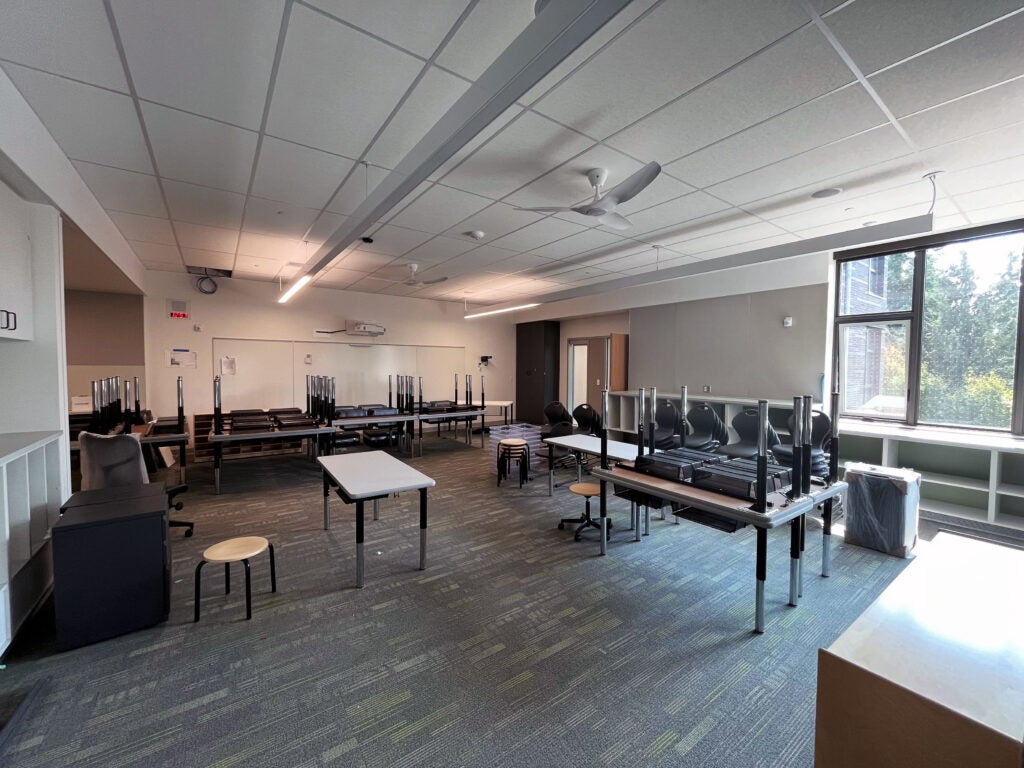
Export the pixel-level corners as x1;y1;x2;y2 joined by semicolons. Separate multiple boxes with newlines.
0;431;63;654
838;419;1024;534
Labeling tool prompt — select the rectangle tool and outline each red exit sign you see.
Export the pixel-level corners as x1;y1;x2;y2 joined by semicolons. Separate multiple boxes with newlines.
169;310;189;319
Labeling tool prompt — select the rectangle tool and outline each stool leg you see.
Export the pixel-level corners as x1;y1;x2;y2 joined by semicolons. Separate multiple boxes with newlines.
225;563;230;594
243;558;252;620
194;560;206;622
268;543;277;593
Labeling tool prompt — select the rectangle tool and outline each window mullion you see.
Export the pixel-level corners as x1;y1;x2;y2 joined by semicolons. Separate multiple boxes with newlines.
906;249;925;427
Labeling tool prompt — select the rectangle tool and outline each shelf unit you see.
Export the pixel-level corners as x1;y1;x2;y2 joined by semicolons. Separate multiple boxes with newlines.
838;419;1024;534
605;391;806;442
192;413;304;463
0;431;63;654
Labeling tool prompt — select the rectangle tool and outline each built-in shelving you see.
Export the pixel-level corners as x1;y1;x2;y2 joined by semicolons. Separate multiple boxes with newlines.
0;430;63;653
839;419;1024;536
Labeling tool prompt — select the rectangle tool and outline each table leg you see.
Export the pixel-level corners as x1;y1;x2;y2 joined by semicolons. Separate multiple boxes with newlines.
322;472;330;530
179;440;187;484
373;498;379;521
548;443;554;496
576;454;582;483
821;497;833;577
634;501;641;542
356;499;365;588
214;442;222;495
643;505;650;536
599;480;607;556
419;487;427;570
789;518;801;607
755;527;767;634
799;512;806;599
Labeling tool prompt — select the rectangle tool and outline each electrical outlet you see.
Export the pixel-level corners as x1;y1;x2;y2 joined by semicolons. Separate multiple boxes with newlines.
703;384;711;393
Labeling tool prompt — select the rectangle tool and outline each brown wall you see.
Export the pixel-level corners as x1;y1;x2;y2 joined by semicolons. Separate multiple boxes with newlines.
65;290;144;365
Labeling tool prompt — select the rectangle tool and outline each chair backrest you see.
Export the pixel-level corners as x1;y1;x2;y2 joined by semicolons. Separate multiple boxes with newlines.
337;407;367;418
547;420;574;439
786;410;832;451
654;399;678;432
686;403;730;445
358;403;386;409
572;403;599;434
368;407;399;417
544;401;572;424
731;408;781;449
79;432;148;491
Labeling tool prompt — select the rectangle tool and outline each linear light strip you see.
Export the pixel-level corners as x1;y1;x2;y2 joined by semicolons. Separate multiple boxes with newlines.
278;274;311;303
464;303;539;319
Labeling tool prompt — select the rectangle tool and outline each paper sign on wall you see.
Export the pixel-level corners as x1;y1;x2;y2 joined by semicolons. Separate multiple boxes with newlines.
165;348;197;368
221;356;237;375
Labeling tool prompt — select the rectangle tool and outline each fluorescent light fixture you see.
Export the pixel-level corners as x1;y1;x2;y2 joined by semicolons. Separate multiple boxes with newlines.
277;274;311;304
464;303;539;319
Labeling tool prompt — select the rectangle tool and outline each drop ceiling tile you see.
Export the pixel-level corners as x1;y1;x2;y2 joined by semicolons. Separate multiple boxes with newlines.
142;261;187;273
607;26;853;163
266;3;422;156
232;255;285;277
964;201;1024;225
488;216;587;252
920;121;1024;172
173;221;239;253
669;220;792;256
401;235;479;264
434;246;517;274
182;248;234;269
588;248;661;272
621;191;732;236
441;111;593;200
441;203;543;244
314;267;365;287
348;275;395;293
237;232;310;263
646;210;769;246
434;0;534;81
900;76;1024;149
358;224;434;256
533;0;808;139
0;0;128;90
4;64;152;174
73;162;167;218
306;212;349;244
825;0;1023;76
954;181;1024;212
111;0;283;129
767;180;928;231
698;233;802;261
109;212;176;245
231;270;275;283
378;180;434;223
335;250;396;272
431;106;522;181
666;85;885;188
163;179;245;228
387;184;491;234
868;11;1024;117
366;66;469;169
809;0;846;13
307;0;468;59
276;263;301;280
129;241;181;263
325;163;390;216
252;136;354;210
943;153;1024;197
142;102;258;193
530;228;628;260
243;197;320;238
707;126;912;206
489;252;561;274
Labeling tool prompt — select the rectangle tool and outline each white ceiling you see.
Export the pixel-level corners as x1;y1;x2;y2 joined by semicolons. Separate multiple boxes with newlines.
3;0;1024;307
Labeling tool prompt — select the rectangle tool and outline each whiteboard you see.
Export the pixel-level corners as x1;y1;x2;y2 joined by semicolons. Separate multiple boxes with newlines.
212;337;466;410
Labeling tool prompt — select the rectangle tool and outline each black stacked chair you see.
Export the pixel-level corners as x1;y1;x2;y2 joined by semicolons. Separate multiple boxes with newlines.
541;401;572;438
653;399;681;449
773;410;832;476
717;407;782;459
334;406;364;448
684;403;728;451
572;403;599;435
361;407;402;447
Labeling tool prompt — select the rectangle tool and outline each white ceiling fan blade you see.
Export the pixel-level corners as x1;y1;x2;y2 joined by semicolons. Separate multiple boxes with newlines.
514;206;576;212
597;211;632;230
601;161;662;206
419;275;448;285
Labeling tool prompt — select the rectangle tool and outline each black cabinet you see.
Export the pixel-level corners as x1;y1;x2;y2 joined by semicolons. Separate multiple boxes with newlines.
53;489;169;650
516;320;560;424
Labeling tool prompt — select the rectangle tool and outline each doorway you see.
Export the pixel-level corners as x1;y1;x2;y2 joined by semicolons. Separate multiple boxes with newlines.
567;337;609;421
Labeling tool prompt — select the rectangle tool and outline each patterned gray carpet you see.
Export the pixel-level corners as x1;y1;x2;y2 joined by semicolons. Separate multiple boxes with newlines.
0;437;910;767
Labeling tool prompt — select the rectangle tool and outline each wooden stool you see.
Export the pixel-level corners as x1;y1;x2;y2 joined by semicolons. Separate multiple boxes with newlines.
194;536;276;622
497;438;531;487
561;482;611;541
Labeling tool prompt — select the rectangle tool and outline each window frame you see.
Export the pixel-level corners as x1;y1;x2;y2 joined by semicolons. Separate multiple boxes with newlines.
833;219;1024;435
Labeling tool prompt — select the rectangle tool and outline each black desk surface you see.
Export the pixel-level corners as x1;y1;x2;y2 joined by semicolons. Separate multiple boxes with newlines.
58;484;166;521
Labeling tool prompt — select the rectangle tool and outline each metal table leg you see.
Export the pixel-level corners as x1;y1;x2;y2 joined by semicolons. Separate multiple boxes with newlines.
214;442;222;495
356;499;365;588
323;472;331;529
419;487;428;570
599;480;607;556
755;527;767;633
789;517;801;607
548;443;554;496
822;497;833;577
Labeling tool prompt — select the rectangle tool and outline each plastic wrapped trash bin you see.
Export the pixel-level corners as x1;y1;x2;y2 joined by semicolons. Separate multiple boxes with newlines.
844;463;921;558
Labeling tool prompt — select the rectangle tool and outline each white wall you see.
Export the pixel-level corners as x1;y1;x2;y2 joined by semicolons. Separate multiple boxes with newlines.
142;272;517;419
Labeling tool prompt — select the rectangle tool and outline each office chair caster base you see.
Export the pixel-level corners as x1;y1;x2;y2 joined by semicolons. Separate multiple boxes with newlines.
558;522;565;530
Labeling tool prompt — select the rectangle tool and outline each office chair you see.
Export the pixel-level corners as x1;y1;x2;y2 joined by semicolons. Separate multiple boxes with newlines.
541;401;572;438
653;399;682;449
572;403;599;435
773;411;832;476
684;403;728;451
717;407;782;459
79;431;193;536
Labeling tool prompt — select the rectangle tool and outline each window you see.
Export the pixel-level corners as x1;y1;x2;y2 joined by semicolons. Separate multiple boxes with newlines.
834;222;1024;433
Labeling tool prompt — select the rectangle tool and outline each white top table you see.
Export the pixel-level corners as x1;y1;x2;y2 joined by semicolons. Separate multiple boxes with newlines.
317;451;436;587
818;532;1024;766
543;433;642;495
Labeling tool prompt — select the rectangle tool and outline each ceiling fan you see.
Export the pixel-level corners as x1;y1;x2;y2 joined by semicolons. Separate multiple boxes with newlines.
382;263;448;287
516;161;662;230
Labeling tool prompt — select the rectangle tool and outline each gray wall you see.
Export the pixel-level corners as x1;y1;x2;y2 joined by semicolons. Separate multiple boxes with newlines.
629;283;828;400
